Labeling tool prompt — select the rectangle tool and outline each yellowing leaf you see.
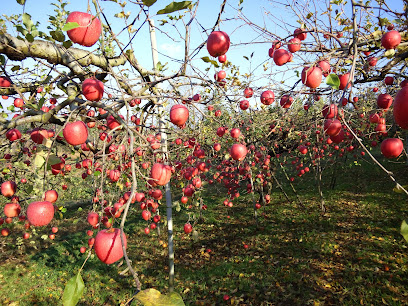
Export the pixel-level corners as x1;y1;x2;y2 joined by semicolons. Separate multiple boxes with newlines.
135;288;185;306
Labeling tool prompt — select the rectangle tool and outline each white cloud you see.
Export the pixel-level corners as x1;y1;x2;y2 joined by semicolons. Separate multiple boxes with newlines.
159;43;182;58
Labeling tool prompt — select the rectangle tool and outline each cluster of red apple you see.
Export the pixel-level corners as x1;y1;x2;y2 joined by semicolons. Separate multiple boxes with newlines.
1;180;58;239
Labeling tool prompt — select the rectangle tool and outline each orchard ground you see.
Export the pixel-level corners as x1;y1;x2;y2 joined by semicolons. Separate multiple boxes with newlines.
1;153;408;305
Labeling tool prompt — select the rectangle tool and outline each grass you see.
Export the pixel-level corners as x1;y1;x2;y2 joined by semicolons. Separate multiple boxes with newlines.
1;156;408;305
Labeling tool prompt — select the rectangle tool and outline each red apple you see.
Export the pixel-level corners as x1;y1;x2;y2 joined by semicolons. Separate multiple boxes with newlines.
4;203;21;218
381;138;403;158
384;76;394;85
63;121;88;146
393;86;408;129
288;37;301;53
338;73;351;90
230;144;248;161
273;49;291;66
30;128;49;144
26;201;54;226
207;31;230;57
324;118;342;136
184;223;193;234
44;190;58;203
280;95;293;108
0;76;11;87
82;78;104;101
1;181;16;198
260;90;275;105
87;212;99;226
6;129;22;141
66;11;102;47
301;66;322;88
170;104;189;127
94;228;127;264
240;100;249;110
244;87;253;98
322;104;338;119
377;93;393;110
149;163;172;186
294;28;307;40
381;30;401;50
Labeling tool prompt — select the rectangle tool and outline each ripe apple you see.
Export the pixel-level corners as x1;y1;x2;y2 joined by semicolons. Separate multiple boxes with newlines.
381;138;403;158
294;28;307;40
244;87;253;98
44;190;58;203
218;54;227;63
14;98;24;108
368;57;378;67
26;201;54;226
30;128;49;144
230;144;248;161
322;104;338;119
94;228;127;264
170;104;189;127
1;228;10;236
6;128;22;141
63;121;88;146
384;76;394;85
260;90;275;105
381;30;401;49
1;181;17;198
317;60;331;75
273;49;291;66
301;66;322;88
239;100;249;110
4;203;21;218
0;76;11;87
82;78;104;101
288;37;301;53
324;118;342;136
149;163;172;186
207;31;230;57
280;95;293;108
377;93;393;110
87;212;99;226
230;128;241;139
394;86;408;129
66;11;102;47
338;73;351;90
184;223;193;234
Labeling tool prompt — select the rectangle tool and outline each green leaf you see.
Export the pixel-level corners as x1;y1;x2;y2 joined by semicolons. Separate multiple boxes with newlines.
135;288;185;306
34;154;45;168
48;155;61;166
201;56;219;68
0;55;5;65
11;65;21;72
94;171;101;177
326;73;340;90
157;1;192;15
62;271;85;306
142;0;157;7
25;33;34;42
401;220;408;242
50;30;65;42
22;13;34;31
384;49;395;58
16;0;26;4
63;40;73;49
62;22;80;32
